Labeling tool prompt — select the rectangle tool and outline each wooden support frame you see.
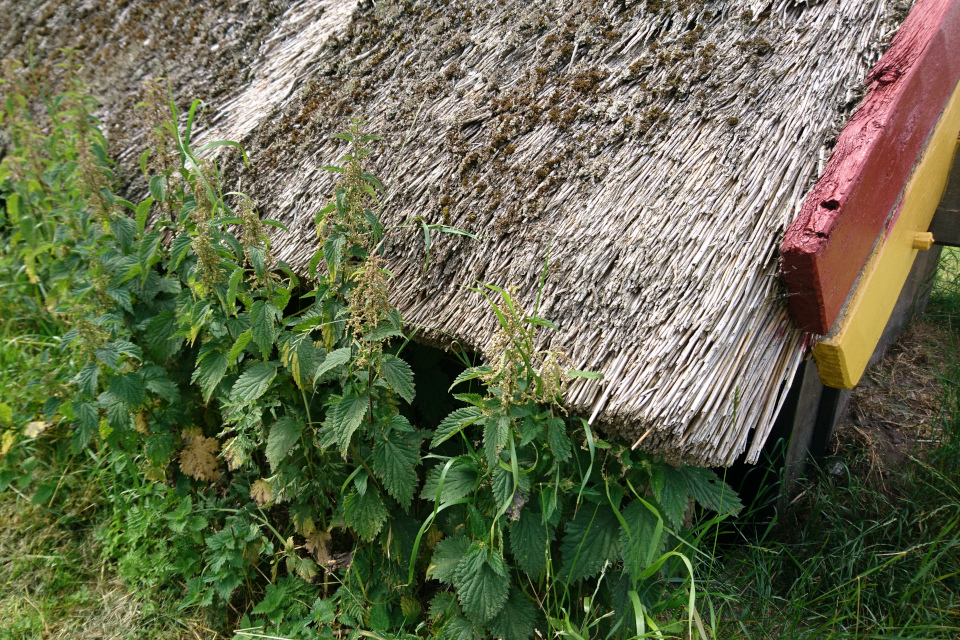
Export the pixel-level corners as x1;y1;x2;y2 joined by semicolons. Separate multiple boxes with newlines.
813;84;960;389
780;0;960;334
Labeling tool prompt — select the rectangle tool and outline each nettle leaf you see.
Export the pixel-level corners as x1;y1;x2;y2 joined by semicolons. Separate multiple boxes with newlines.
144;311;183;361
73;402;98;452
453;545;509;624
509;507;549;577
280;332;317;389
266;416;304;471
484;415;510;468
372;431;419;508
330;391;368;454
169;233;193;270
659;464;689;529
232;361;279;403
485;587;538;640
681;466;743;514
250;300;278;359
108;373;146;407
76;363;99;397
145;433;175;467
440;615;482;640
421;460;479;503
343;488;387;541
149;175;166;202
546;417;572;462
559;504;620;582
492;465;529;511
145;376;180;404
192;349;228;403
427;535;470;584
619;500;664;582
381;354;415;403
429;592;461;624
432;407;482;448
226;267;243;313
314;346;351;382
228;330;253;365
449;366;493;391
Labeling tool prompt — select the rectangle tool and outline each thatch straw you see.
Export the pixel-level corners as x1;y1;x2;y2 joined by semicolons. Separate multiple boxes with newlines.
194;0;910;466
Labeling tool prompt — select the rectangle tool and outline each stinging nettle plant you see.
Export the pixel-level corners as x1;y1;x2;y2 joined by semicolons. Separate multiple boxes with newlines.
0;58;745;640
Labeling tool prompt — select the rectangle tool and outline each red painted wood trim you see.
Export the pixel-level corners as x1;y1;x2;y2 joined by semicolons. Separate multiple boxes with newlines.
780;0;960;334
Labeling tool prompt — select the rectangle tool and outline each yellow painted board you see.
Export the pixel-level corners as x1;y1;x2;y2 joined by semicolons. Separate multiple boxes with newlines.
814;81;960;389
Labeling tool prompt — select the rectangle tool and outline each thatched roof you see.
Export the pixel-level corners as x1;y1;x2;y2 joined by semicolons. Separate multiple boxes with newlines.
3;0;910;465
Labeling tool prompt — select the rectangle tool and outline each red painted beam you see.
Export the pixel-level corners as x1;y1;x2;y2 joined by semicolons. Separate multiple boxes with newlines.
780;0;960;334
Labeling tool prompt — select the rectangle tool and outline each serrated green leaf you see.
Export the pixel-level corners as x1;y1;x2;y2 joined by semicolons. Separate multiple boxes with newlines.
145;433;175;466
226;267;243;314
135;197;153;233
619;500;664;582
329;392;368;454
364;323;403;342
76;363;100;397
421;460;478;503
429;592;461;623
228;330;253;365
382;354;415;403
388;414;415;433
169;233;193;270
73;402;98;451
440;614;480;640
682;466;743;514
372;431;419;508
192;349;228;402
510;507;548;577
250;300;278;359
659;465;688;529
343;488;387;541
108;373;146;407
0;403;11;426
145;376;179;403
431;407;481;448
314;347;351;382
449;366;493;391
149;175;166;202
559;504;620;582
231;361;278;403
281;333;317;389
484;415;510;468
546;417;572;462
454;545;509;624
486;587;538;640
427;535;470;584
266;416;304;471
144;311;183;361
492;465;530;512
138;230;162;283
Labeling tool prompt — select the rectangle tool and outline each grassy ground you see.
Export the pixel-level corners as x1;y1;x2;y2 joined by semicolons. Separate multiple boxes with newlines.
0;450;209;639
2;255;959;639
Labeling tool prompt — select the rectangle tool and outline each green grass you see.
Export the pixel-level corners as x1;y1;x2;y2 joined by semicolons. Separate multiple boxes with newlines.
0;454;208;640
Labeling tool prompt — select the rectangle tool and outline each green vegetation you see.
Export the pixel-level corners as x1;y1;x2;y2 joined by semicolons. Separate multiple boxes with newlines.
3;56;959;640
0;59;743;639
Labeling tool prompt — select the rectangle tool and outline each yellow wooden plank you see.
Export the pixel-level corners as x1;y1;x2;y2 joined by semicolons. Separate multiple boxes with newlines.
814;81;960;389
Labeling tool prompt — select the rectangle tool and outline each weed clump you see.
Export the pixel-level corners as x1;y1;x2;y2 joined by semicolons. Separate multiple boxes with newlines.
0;60;743;639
